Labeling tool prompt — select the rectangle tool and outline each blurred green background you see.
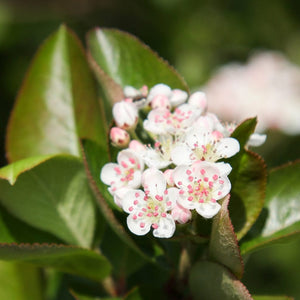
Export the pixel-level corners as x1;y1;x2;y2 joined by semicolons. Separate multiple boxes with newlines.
0;0;300;298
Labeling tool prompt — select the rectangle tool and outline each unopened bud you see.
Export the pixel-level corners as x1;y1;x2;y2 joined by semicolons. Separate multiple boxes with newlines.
171;203;192;224
110;127;130;148
170;89;188;107
112;100;138;130
188;91;207;110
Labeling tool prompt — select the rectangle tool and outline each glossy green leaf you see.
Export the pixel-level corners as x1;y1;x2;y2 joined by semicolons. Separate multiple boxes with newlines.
80;139;150;260
189;261;253;300
87;28;188;103
228;151;267;240
0;243;111;281
209;195;244;279
0;261;43;300
124;287;142;300
0;155;96;247
6;24;106;162
0;203;63;244
241;161;300;255
252;296;294;300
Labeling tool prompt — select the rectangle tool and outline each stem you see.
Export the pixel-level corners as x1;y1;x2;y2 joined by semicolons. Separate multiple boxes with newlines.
102;276;118;297
178;244;191;281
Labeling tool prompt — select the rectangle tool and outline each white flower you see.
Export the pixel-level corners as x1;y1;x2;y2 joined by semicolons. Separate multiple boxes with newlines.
173;161;231;218
112;100;138;130
100;149;144;205
121;168;179;238
170;89;188;107
143;104;201;135
171;128;240;165
147;84;172;102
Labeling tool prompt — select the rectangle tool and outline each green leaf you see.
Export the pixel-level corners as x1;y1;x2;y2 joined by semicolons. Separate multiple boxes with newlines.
87;28;188;102
189;261;253;300
241;161;300;255
252;296;294;300
80;139;151;260
0;261;43;300
209;195;244;279
6;24;106;163
0;243;111;281
229;151;267;240
0;203;63;244
0;155;96;247
124;287;142;300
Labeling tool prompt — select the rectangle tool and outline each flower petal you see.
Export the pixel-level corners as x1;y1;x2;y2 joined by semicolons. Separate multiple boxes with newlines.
127;214;151;236
122;189;145;213
196;202;221;218
100;163;120;185
117;149;144;171
165;187;180;210
171;144;192;166
142;168;166;197
153;214;176;238
170;89;188;107
173;165;191;187
216;137;240;158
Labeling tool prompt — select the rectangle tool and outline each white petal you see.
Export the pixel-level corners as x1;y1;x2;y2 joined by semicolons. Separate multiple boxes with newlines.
148;84;172;101
212;176;231;200
170;89;188;107
143;148;171;169
196;202;221;218
188;91;207;111
165;187;180;209
215;162;232;176
177;194;198;210
247;133;267;147
127;170;142;189
127;214;151;236
171;145;192;166
142;168;166;196
117;149;144;171
173;165;191;187
100;163;120;185
124;86;140;98
153;215;176;238
216;138;240;158
113;188;131;207
122;189;145;213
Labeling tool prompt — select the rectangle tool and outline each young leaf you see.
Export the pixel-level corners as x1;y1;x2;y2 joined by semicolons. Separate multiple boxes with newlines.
209;195;244;279
241;161;300;255
229;151;267;240
0;243;111;281
0;261;43;300
189;261;253;300
87;28;188;102
6;24;106;163
0;155;96;248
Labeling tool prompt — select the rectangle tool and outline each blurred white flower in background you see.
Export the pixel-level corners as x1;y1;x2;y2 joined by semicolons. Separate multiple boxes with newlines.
203;51;300;135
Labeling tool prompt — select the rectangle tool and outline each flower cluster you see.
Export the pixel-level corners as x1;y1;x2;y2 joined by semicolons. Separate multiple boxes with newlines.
100;84;241;238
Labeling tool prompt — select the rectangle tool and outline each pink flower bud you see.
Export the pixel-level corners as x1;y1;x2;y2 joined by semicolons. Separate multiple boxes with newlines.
151;95;171;109
112;100;138;130
110;127;130;147
163;169;174;186
171;203;192;224
188;91;207;110
129;140;145;152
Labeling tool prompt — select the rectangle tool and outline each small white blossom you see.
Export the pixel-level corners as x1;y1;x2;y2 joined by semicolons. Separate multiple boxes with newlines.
173;161;231;218
100;149;144;206
143;104;201;135
171;128;240;166
122;168;179;238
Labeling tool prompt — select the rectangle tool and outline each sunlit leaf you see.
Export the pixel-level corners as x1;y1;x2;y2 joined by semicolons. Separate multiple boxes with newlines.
6;24;106;162
0;155;96;247
241;161;300;255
